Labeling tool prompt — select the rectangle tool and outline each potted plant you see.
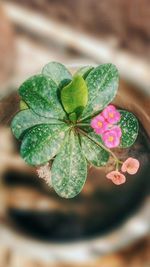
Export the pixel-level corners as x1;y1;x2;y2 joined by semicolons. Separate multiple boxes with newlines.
11;61;141;198
0;62;150;264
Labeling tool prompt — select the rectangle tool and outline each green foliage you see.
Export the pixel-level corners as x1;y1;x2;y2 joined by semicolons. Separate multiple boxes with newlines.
19;74;66;119
52;131;87;198
61;75;88;120
74;66;94;79
11;109;63;139
81;134;109;167
20;100;28;110
42;61;72;88
68;112;77;123
11;61;139;198
119;110;139;148
21;123;69;166
80;63;119;120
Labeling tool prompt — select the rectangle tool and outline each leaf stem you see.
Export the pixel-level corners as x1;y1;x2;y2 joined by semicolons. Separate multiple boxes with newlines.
78;128;119;162
76;123;90;127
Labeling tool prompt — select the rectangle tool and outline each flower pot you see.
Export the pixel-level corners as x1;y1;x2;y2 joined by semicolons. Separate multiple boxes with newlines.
0;67;150;265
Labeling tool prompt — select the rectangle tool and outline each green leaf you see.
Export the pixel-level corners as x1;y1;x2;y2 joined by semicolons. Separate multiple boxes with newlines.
11;109;64;140
21;123;69;165
20;100;29;110
68;112;77;123
119;110;139;148
42;61;72;88
75;66;94;79
80;63;119;120
80;134;109;167
85;131;104;144
77;119;92;133
61;75;88;119
51;131;87;198
19;74;66;119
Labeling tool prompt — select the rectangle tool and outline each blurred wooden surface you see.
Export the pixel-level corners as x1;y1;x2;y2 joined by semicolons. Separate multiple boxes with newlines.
0;5;15;90
0;236;149;266
3;1;150;94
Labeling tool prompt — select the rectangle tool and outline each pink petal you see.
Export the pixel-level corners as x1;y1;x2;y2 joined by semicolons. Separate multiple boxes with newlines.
91;114;108;134
112;174;126;185
106;171;115;180
112;126;122;138
114;111;121;123
90;117;98;128
106;171;126;185
102;105;115;117
121;157;140;175
102;129;120;148
102;105;121;124
112;137;120;147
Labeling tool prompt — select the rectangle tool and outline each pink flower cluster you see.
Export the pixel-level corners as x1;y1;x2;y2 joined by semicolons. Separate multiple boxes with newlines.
91;105;122;148
106;157;140;185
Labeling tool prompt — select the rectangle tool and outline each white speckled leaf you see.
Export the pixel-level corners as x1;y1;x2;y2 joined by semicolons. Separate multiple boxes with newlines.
19;74;66;119
11;109;64;140
80;64;119;120
75;66;94;79
21;123;69;166
42;61;72;87
119;110;139;148
51;131;87;198
86;131;104;144
81;134;109;167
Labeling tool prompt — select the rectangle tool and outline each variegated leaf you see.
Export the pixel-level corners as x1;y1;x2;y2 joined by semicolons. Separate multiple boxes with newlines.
19;74;66;119
119;110;139;148
52;131;87;198
42;61;72;88
21;123;69;165
75;66;94;79
81;134;109;167
80;64;119;120
11;109;64;139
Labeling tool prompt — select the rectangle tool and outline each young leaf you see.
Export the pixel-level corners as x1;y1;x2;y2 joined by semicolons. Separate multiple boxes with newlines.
21;123;69;166
19;75;66;119
68;112;77;123
80;134;109;167
75;66;94;79
61;75;88;119
51;131;87;198
42;61;72;88
119;110;139;148
11;109;64;139
80;64;119;120
20;100;29;110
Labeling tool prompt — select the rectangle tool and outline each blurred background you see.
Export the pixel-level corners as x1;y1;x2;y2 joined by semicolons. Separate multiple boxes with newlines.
0;0;150;266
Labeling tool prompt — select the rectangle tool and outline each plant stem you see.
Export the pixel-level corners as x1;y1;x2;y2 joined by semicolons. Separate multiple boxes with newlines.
76;123;90;127
79;128;119;162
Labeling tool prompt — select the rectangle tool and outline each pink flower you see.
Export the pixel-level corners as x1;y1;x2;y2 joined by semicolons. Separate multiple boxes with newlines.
91;114;108;134
102;128;121;148
106;171;126;185
102;105;121;124
112;126;122;138
121;157;140;175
